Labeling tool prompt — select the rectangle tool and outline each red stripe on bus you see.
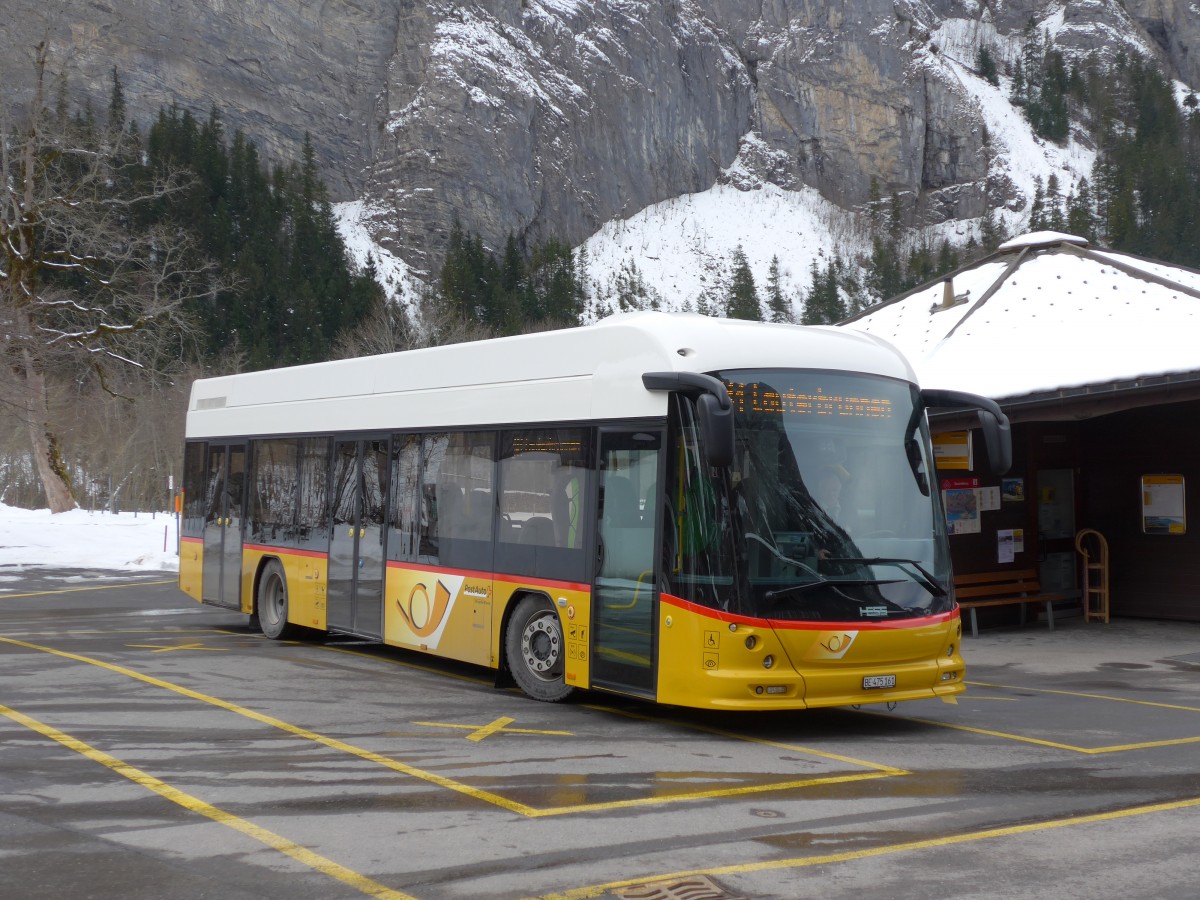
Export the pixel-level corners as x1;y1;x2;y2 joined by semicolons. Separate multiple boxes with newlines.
181;536;203;545
384;560;589;593
660;592;956;631
242;543;329;560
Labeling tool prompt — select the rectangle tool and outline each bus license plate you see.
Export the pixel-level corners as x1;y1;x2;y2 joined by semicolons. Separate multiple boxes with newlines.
863;675;896;690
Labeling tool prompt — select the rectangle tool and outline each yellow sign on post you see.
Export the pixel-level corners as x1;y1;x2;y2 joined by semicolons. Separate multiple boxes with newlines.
933;431;973;470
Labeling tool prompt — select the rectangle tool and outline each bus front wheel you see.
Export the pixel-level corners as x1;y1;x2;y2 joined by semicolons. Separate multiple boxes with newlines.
257;560;295;640
506;596;573;702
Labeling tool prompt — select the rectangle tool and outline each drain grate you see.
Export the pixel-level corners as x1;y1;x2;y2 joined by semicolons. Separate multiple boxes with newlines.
612;875;743;900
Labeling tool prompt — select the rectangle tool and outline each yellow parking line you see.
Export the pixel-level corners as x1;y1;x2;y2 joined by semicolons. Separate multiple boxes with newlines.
589;703;906;774
413;718;574;741
0;702;414;900
0;579;176;599
0;635;905;817
872;713;1200;756
968;680;1200;714
530;794;1200;900
0;635;541;817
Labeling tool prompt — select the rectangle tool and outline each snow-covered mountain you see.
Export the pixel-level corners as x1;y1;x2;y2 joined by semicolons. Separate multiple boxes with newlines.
337;31;1105;321
330;0;1195;320
6;1;1197;320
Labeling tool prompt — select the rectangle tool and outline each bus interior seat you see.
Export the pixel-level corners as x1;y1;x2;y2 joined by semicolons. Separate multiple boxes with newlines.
519;516;557;547
553;468;585;549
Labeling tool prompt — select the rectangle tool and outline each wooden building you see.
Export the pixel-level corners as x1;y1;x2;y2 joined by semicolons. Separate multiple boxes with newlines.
844;232;1200;624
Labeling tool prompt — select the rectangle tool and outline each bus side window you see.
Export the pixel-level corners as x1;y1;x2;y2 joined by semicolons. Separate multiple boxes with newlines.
249;439;299;545
182;441;208;538
296;437;330;551
417;434;448;563
496;428;591;583
388;434;423;562
425;432;494;570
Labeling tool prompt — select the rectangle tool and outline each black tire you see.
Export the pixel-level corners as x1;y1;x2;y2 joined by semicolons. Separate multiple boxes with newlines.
505;595;573;702
257;559;295;640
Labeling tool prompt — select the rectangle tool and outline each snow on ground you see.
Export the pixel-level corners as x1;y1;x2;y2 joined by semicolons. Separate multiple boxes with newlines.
335;200;422;309
0;504;180;576
579;182;868;319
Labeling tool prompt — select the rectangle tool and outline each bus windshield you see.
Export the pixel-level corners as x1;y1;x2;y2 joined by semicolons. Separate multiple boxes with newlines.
670;369;951;622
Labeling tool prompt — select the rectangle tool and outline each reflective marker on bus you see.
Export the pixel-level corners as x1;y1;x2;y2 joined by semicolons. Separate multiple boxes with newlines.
179;311;1010;710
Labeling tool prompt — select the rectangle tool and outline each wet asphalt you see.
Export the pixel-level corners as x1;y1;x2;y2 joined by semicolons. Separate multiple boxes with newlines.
1;571;1198;899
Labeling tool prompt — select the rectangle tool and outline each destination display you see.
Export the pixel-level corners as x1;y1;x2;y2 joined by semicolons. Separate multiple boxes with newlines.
724;380;895;419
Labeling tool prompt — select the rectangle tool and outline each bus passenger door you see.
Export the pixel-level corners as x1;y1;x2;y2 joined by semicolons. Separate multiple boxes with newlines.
201;443;245;609
590;429;662;697
327;438;388;638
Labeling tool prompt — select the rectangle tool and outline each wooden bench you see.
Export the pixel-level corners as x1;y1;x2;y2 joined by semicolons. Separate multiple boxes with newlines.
954;568;1071;637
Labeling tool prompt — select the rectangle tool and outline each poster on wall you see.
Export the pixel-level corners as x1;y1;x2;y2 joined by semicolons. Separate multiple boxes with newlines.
997;529;1015;563
942;477;981;535
933;431;972;470
979;485;1001;511
1141;474;1186;535
1001;477;1025;502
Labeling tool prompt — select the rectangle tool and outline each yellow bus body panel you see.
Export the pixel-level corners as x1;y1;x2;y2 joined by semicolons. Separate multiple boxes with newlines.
179;536;203;601
384;563;494;667
657;595;965;710
241;546;328;629
381;563;591;685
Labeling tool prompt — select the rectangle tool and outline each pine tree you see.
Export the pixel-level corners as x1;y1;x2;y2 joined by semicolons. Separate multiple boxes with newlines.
1066;178;1096;240
725;246;762;321
765;255;791;323
107;67;126;133
801;259;846;324
1029;178;1046;231
1045;173;1066;231
528;238;583;326
979;206;1007;252
976;44;999;86
935;239;959;276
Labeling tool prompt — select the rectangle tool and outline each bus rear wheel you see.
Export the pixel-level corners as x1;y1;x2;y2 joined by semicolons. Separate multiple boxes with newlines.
257;560;295;640
506;596;573;702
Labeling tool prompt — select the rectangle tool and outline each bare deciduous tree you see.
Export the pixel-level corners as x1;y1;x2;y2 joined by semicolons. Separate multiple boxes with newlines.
1;43;216;511
331;284;495;360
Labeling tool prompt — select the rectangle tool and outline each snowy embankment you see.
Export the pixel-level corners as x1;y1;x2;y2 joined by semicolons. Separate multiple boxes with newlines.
0;504;180;574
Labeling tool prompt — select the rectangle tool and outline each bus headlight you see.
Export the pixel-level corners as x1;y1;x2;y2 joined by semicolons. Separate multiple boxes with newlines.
762;654;774;669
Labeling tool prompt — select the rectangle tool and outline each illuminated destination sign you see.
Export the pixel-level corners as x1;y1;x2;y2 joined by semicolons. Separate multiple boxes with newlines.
725;382;894;419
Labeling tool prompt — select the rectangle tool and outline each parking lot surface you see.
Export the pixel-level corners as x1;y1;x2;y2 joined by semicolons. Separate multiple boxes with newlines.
2;572;1198;899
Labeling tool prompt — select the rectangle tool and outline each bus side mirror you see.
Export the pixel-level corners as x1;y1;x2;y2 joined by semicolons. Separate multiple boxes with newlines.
641;371;735;469
697;392;734;468
920;388;1012;477
975;409;1012;476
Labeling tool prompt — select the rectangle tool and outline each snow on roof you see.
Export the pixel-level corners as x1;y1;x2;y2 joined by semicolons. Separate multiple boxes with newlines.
842;235;1200;401
998;231;1089;251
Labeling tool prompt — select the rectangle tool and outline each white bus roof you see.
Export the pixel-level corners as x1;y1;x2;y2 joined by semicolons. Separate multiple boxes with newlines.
185;312;918;439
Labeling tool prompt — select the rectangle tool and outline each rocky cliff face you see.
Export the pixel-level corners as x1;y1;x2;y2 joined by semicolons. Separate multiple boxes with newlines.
4;0;1197;277
2;0;401;197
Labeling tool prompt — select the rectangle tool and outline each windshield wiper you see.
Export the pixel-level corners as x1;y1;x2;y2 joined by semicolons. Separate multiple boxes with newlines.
744;531;821;577
821;557;947;597
765;578;903;601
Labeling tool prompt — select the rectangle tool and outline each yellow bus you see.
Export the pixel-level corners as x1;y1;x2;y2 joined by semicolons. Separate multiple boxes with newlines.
180;312;1009;709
